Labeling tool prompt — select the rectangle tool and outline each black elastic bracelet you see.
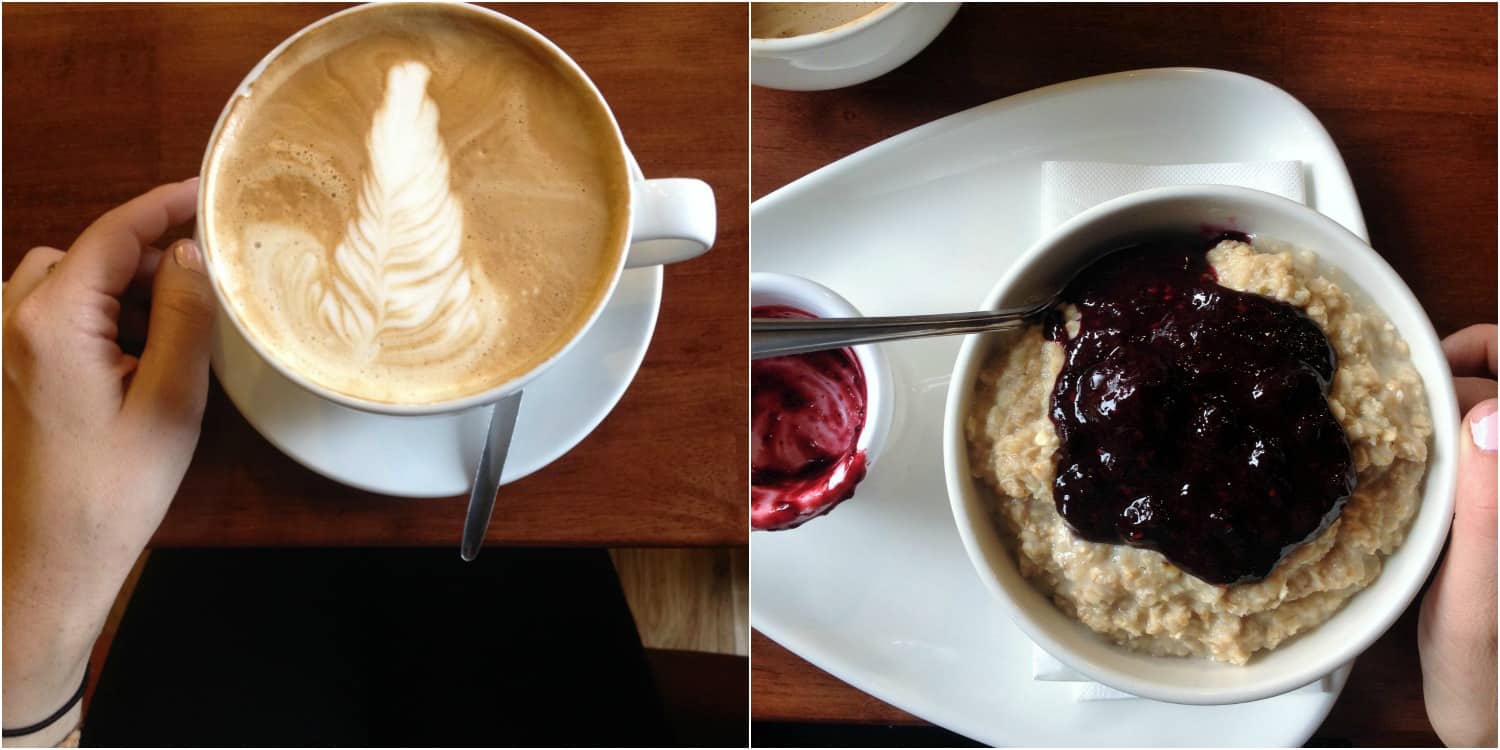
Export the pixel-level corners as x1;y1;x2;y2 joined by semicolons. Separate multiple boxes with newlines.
2;664;88;738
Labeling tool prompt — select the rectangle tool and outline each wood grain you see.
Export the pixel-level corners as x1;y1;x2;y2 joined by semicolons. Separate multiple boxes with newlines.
752;630;920;725
752;2;1495;745
2;3;749;547
611;547;749;656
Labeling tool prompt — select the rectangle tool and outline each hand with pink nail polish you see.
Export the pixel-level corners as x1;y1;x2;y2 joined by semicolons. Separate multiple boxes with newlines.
2;180;214;746
1420;323;1497;747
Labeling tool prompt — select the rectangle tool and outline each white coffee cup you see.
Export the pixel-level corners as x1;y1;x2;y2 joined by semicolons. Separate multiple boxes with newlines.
750;2;961;91
198;2;716;418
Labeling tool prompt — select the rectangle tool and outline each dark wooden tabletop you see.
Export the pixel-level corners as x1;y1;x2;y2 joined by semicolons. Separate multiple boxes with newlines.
751;3;1496;746
3;3;748;548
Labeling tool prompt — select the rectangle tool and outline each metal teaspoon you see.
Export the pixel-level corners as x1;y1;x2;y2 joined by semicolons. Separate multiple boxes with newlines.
752;302;1052;359
460;390;524;561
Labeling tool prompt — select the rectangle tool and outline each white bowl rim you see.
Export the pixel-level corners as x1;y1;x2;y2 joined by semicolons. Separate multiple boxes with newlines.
942;183;1459;705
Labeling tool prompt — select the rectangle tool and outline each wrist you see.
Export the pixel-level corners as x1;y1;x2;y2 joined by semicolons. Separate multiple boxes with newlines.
3;510;137;676
1;702;81;748
2;559;108;729
1;662;86;747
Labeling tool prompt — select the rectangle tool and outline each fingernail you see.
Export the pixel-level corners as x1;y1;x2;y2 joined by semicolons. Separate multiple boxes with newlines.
1470;400;1497;454
182;176;200;187
172;239;205;274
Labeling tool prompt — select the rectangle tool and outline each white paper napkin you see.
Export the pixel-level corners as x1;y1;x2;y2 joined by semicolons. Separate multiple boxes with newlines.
1031;648;1332;701
1032;159;1328;702
1041;160;1305;229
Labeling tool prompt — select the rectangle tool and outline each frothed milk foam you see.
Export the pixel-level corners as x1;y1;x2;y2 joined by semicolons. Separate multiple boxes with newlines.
205;4;630;405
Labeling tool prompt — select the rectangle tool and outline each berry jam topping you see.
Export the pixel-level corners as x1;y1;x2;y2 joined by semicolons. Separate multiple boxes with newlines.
1047;234;1355;585
752;305;869;531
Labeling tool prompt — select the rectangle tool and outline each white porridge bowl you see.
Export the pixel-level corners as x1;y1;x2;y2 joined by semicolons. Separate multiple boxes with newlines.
752;272;894;490
942;184;1459;705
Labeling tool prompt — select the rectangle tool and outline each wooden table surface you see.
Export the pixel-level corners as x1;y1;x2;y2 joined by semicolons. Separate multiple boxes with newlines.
752;3;1496;746
3;3;748;548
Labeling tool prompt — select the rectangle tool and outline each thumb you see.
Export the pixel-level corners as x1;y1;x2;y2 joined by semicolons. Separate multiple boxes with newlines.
123;238;215;430
1454;399;1498;557
1419;397;1499;747
1425;398;1498;645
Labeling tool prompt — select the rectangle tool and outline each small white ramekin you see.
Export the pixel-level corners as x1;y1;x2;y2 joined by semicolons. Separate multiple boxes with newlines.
942;185;1459;705
752;271;893;479
750;3;961;91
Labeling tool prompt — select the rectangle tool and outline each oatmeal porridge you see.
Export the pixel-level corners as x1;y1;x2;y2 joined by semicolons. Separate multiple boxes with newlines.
965;236;1431;664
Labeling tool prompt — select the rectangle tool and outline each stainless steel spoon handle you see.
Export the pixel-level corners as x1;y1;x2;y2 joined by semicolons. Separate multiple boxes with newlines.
752;306;1047;359
460;390;524;562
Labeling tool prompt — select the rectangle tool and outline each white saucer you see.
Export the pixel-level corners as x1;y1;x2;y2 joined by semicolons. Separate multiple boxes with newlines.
210;264;663;498
751;68;1369;746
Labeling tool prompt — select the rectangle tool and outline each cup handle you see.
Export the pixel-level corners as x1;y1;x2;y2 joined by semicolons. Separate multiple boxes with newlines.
625;178;716;268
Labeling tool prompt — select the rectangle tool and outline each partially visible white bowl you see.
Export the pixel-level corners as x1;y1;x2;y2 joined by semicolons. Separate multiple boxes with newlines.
752;271;893;480
750;3;960;91
942;185;1459;705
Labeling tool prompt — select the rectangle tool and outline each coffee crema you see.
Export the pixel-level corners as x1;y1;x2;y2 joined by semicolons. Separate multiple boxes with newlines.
750;3;890;39
205;3;631;405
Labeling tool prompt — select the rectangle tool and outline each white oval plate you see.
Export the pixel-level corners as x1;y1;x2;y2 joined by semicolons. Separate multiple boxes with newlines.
750;68;1370;746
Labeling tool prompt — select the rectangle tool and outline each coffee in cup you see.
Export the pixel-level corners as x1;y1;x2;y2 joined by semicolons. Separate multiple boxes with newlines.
203;2;631;406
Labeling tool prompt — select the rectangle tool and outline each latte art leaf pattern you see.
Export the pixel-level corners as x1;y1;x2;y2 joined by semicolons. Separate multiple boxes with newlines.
312;61;484;361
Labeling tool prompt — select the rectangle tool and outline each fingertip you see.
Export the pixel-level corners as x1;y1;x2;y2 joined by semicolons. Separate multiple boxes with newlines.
178;176;201;203
170;238;205;275
163;178;200;218
1467;398;1498;456
134;179;198;229
1455;398;1498;538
